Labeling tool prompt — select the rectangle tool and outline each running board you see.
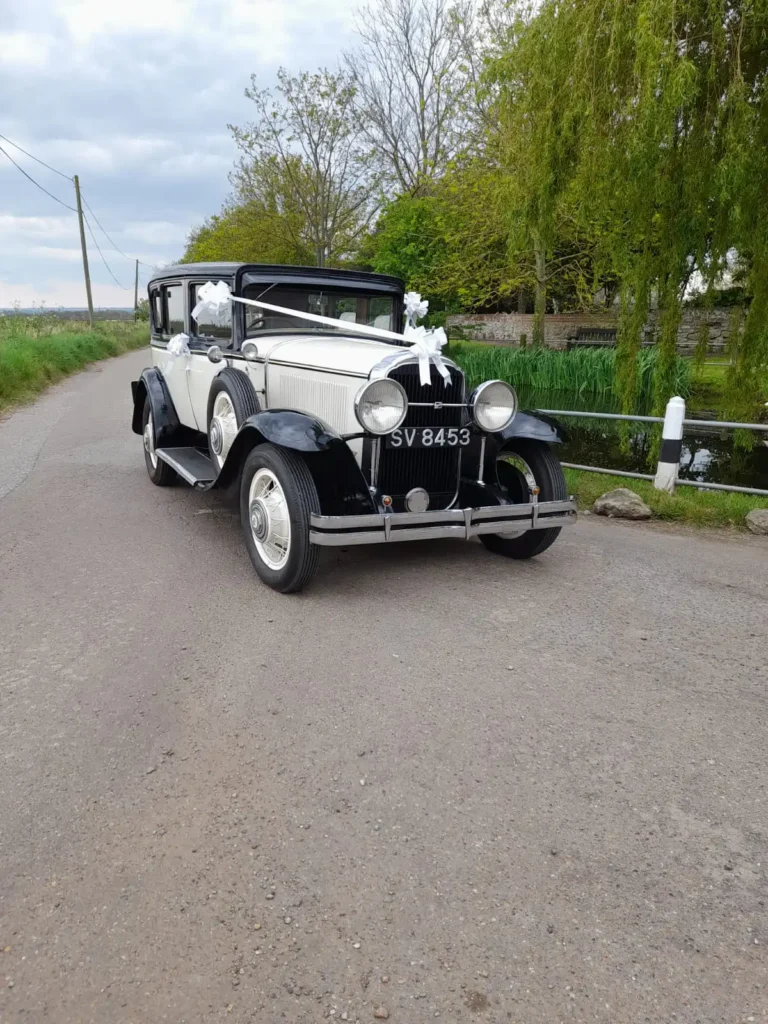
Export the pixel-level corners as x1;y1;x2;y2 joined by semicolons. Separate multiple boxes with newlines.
156;447;216;487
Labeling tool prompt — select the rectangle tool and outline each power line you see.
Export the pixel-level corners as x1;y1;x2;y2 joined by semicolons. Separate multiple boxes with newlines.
0;133;73;181
0;144;77;212
83;213;130;290
80;193;155;269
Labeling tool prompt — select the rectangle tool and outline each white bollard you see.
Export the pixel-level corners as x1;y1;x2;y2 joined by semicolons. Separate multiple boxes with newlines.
654;396;686;493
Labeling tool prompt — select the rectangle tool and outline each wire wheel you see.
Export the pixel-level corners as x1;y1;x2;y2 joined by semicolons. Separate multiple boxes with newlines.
248;467;292;570
209;391;239;470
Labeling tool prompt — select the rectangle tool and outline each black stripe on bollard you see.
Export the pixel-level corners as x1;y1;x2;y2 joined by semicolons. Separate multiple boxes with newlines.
659;438;683;463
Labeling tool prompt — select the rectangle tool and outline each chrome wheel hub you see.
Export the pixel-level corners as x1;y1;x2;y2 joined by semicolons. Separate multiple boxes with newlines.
210;392;237;467
144;412;158;469
248;468;291;570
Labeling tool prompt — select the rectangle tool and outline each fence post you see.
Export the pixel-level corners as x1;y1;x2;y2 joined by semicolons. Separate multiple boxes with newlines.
654;396;686;493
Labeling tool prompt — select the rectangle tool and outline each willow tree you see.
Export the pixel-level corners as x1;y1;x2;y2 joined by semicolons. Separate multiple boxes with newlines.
491;0;768;416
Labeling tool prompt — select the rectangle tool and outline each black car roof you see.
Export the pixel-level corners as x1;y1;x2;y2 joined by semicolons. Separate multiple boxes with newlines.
148;262;404;291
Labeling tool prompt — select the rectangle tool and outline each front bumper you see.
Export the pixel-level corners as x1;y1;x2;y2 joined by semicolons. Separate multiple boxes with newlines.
309;498;577;546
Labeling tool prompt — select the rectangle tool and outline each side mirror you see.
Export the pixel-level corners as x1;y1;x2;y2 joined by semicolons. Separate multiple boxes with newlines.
206;345;224;364
242;341;259;362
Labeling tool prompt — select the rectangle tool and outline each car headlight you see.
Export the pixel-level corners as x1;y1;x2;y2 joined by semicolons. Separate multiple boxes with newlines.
471;380;518;432
354;379;408;435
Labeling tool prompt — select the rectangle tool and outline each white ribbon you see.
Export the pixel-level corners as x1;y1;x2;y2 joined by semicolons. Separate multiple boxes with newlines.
191;280;451;386
404;290;429;327
167;333;190;357
404;325;451;387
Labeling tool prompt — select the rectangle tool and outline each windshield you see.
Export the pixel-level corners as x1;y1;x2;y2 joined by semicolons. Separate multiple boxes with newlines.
244;286;397;338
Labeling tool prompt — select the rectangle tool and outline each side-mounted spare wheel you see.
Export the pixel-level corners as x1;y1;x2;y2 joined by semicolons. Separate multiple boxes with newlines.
142;396;177;486
240;443;320;594
481;439;567;559
207;368;261;472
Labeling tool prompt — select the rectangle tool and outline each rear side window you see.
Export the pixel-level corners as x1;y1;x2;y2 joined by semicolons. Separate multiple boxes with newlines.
149;288;163;333
164;284;184;335
191;282;232;343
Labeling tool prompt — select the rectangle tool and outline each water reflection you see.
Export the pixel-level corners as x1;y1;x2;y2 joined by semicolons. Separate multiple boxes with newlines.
519;388;768;490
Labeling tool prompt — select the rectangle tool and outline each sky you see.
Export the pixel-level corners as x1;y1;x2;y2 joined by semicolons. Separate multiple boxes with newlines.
0;0;362;308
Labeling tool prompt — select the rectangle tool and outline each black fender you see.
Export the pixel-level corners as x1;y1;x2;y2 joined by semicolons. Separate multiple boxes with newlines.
216;410;375;516
495;411;568;445
130;367;199;449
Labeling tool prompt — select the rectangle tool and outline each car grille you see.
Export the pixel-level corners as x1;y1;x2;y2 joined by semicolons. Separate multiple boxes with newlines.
377;361;466;511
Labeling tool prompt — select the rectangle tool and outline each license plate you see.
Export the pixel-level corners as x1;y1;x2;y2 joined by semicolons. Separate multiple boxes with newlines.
386;426;472;449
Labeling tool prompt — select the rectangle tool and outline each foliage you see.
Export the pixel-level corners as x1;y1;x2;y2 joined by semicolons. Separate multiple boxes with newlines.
564;469;767;531
135;298;150;322
182;197;313;266
445;341;692;402
229;68;378;267
0;317;148;411
489;0;768;417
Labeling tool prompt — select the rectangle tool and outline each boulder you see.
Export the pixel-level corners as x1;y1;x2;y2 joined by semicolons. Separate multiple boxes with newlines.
745;508;768;535
593;487;652;520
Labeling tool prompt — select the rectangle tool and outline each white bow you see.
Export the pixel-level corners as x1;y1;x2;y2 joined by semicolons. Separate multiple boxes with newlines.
192;280;233;321
404;291;429;328
404;325;450;387
167;333;190;357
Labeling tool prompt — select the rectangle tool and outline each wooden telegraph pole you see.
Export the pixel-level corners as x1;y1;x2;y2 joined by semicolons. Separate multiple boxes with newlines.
134;259;139;318
73;174;94;327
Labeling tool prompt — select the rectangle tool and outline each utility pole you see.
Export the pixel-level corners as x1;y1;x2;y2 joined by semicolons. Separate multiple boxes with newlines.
134;259;139;318
73;174;94;327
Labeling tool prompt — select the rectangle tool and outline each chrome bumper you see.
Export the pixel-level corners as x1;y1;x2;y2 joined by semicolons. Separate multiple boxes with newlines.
310;498;576;547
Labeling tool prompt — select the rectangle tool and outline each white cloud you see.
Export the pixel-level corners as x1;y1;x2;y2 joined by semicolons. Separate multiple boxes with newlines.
123;220;189;246
0;214;77;239
27;246;84;263
0;32;55;68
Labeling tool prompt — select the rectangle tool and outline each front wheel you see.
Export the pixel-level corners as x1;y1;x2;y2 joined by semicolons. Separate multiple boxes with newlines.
480;439;567;559
240;444;320;593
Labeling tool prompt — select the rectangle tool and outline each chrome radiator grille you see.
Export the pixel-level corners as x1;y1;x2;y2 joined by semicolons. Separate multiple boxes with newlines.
377;361;466;510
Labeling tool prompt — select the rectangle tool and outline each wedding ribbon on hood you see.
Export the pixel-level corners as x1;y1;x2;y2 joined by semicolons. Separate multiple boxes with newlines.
192;281;451;387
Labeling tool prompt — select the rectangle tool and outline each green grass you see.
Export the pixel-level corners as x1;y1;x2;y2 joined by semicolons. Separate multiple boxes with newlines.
564;468;768;530
0;316;149;413
445;341;692;403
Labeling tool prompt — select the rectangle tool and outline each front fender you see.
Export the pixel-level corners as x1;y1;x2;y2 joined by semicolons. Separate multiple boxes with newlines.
216;410;375;516
495;411;568;445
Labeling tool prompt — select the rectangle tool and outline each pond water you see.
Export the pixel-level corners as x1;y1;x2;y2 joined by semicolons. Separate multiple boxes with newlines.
517;388;768;491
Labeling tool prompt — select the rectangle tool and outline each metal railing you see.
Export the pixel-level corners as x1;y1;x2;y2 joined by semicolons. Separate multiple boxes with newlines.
537;401;768;498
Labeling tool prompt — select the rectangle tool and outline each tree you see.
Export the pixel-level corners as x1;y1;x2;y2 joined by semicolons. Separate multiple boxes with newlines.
344;0;474;194
229;69;378;267
491;0;768;416
181;197;313;266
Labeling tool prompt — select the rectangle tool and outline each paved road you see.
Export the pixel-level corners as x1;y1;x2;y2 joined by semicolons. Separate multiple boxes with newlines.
1;350;767;1024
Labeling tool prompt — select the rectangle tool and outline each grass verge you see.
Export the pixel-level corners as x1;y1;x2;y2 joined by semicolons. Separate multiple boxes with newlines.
564;468;768;531
0;318;149;413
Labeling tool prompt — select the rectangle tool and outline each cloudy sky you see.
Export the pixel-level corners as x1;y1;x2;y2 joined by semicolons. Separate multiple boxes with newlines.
0;0;362;308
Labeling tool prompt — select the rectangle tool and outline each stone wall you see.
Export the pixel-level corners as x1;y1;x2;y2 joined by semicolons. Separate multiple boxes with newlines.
447;308;735;354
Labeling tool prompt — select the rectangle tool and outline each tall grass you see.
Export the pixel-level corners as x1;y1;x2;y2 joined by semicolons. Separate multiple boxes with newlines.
0;315;148;412
446;341;692;405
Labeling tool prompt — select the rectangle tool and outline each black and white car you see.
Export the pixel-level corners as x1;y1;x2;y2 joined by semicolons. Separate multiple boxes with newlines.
131;263;575;592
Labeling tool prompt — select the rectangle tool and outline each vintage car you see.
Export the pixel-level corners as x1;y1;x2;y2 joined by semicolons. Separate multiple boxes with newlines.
131;263;575;592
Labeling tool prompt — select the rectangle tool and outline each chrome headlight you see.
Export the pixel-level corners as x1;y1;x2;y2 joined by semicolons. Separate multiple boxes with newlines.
471;380;518;432
354;379;408;435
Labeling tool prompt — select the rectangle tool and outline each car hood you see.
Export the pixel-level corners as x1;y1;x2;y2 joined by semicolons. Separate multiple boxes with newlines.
263;334;409;378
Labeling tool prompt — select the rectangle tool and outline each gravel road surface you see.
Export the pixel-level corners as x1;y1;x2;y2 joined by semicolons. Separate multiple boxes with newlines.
1;350;766;1024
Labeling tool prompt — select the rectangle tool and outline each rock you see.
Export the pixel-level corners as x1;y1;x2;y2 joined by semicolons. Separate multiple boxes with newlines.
593;487;652;520
374;1008;390;1020
745;509;768;535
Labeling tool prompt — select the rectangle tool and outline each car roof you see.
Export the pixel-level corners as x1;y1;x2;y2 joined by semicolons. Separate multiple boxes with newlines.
148;262;404;291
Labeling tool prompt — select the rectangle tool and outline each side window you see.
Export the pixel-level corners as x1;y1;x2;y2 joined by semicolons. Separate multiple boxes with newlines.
191;282;232;344
164;284;184;336
149;288;163;334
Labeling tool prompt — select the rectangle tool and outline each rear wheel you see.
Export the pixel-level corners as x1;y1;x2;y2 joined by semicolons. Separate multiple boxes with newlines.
240;444;320;593
480;439;567;559
142;397;176;486
207;369;260;472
